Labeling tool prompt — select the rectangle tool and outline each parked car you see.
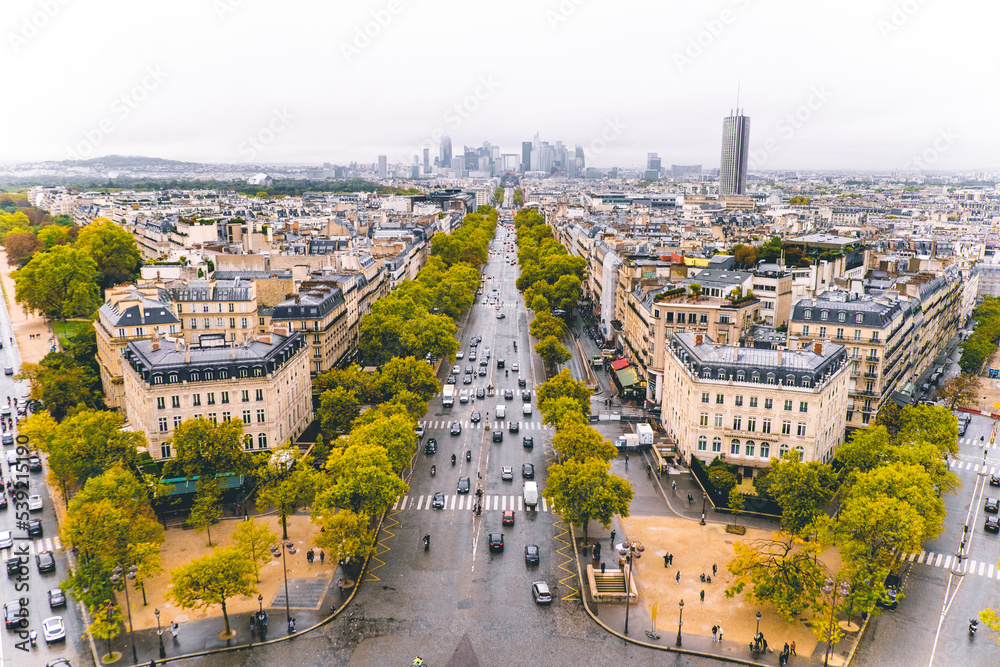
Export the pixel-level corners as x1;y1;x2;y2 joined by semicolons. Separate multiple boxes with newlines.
27;495;43;512
876;574;901;611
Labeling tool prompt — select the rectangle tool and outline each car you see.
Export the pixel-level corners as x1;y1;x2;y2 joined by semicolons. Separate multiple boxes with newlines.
6;557;24;577
512;363;519;372
463;374;473;385
36;551;56;574
987;498;1000;513
478;367;487;376
48;588;66;609
465;365;474;375
501;466;514;481
991;474;1000;487
987;516;1000;533
469;350;477;361
3;601;26;629
432;492;445;510
504;389;514;400
522;463;535;479
5;451;19;467
523;436;534;449
452;365;462;375
532;581;553;604
460;389;470;403
502;510;515;526
476;387;485;399
522;390;531;401
497;359;505;369
0;435;11;447
3;368;12;376
0;493;6;510
28;495;43;511
447;374;457;384
876;574;901;611
484;347;491;358
424;438;437;455
509;422;519;433
488;532;504;552
518;378;527;387
479;359;488;367
27;519;42;537
456;350;464;359
524;544;540;565
43;615;66;643
457;477;471;494
492;431;503;443
0;531;11;549
471;411;481;423
450;422;462;436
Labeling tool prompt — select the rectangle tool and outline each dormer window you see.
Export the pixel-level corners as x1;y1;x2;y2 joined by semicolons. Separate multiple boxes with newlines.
820;311;829;321
804;310;812;320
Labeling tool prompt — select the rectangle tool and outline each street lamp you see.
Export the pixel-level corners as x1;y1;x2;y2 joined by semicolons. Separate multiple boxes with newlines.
822;578;850;667
110;565;139;664
755;611;761;637
281;543;292;633
618;539;645;635
154;608;165;659
104;601;115;661
700;493;708;525
676;599;684;647
258;594;264;615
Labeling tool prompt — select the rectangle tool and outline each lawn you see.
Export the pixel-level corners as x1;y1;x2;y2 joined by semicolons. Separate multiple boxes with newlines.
52;319;92;347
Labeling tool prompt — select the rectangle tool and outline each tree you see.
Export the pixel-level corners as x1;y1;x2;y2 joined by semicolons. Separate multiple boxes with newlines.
3;231;43;266
541;396;589;429
536;335;571;371
231;519;279;582
255;446;322;540
543;458;633;544
845;462;945;546
76;218;143;288
728;486;745;525
37;225;68;249
874;401;903;437
377;356;440;403
318;387;360;440
346;412;418;472
688;283;703;300
529;311;566;341
167;546;258;638
513;187;524;208
530;294;550;312
732;245;758;269
708;465;739;498
189;479;223;546
313;509;378;564
88;601;125;661
537;369;591;420
18;355;104;421
766;452;837;535
164;418;251;481
550;421;617;463
936;373;979;409
321;443;408;516
13;245;101;320
725;534;825;622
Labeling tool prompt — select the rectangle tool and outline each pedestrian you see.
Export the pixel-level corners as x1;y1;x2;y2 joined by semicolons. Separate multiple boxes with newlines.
675;571;680;584
171;621;179;639
601;562;606;574
244;505;249;519
712;625;718;641
790;641;796;656
150;660;158;667
668;553;673;566
700;589;705;602
784;642;789;656
718;626;723;642
712;563;717;576
320;550;325;564
663;553;669;568
610;529;616;544
671;480;676;492
624;455;629;469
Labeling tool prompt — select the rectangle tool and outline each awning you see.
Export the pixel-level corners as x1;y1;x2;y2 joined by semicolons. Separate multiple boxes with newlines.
616;367;640;387
610;358;630;371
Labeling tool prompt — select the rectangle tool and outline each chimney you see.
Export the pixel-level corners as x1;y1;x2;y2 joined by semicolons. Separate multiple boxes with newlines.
174;338;180;351
813;342;823;355
695;334;704;346
777;346;783;365
733;341;739;362
184;341;190;364
231;344;236;360
150;329;160;351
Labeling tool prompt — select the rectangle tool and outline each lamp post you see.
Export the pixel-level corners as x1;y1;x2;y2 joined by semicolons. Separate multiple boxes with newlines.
700;492;708;525
281;543;292;633
154;608;165;659
823;578;850;667
104;601;115;661
618;539;645;635
755;610;761;637
258;594;264;615
676;599;685;647
111;565;139;664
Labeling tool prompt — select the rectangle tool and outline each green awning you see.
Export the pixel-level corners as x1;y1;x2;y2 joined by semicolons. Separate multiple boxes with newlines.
616;367;639;387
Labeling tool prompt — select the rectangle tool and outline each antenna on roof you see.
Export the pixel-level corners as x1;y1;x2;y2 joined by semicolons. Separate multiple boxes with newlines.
735;80;740;116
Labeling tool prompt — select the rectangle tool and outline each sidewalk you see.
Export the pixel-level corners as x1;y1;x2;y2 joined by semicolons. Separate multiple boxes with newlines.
0;248;58;365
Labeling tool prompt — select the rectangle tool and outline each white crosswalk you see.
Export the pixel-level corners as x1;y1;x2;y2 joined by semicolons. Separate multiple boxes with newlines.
907;550;999;579
420;419;549;432
948;460;1000;475
958;437;1000;449
0;536;62;557
393;493;550;513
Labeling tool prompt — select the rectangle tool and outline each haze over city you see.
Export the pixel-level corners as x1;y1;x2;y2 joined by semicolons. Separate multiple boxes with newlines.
2;0;997;169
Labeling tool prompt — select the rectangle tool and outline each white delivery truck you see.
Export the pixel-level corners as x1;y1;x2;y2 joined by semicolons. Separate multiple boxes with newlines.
523;481;538;508
496;404;506;419
442;386;455;407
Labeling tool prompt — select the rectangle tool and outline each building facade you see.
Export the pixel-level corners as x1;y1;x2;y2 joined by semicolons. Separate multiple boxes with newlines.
720;112;750;196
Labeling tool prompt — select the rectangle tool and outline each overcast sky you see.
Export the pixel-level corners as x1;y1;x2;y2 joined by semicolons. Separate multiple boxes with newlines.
1;0;995;170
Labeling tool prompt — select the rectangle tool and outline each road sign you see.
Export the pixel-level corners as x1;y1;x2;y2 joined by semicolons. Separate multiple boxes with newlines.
651;602;658;621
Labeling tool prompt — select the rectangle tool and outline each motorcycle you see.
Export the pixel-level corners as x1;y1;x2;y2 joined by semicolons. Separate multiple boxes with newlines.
451;454;456;466
970;619;979;638
466;450;472;462
505;370;509;377
430;465;436;476
423;535;430;551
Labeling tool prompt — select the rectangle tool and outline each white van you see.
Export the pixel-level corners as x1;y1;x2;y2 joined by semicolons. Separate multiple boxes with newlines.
523;481;538;508
522;403;532;416
496;404;506;419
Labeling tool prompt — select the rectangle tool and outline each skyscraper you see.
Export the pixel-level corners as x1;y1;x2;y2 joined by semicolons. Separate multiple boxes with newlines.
522;141;532;172
575;145;585;169
440;136;452;168
720;111;750;195
423;148;430;174
378;155;387;178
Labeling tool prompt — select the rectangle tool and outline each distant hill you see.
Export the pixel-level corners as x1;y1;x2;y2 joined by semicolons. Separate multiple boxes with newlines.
59;155;201;168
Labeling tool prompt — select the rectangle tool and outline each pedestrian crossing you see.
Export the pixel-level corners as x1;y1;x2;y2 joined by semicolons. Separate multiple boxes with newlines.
420;420;550;432
958;437;1000;450
393;494;551;513
0;536;62;557
906;550;1000;579
948;459;1000;475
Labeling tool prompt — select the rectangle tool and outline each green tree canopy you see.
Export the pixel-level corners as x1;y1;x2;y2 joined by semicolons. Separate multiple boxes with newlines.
255;446;323;539
550;421;617;463
535;335;571;371
313;509;378;564
230;519;279;582
537;369;591;421
167;546;258;637
318;386;360;441
164;418;251;480
76;218;143;288
321;443;408;516
725;534;825;621
543;458;633;544
764;452;837;535
13;244;101;320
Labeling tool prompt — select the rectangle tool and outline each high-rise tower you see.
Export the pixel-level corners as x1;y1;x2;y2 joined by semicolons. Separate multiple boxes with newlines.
440;136;452;168
720;111;750;195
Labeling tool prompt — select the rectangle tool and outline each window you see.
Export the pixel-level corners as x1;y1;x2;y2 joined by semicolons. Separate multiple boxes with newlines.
157;397;165;410
666;311;674;323
172;416;182;429
256;389;264;401
158;417;168;432
802;325;810;336
241;390;249;402
716;394;725;405
760;443;770;458
229;303;235;313
152;375;163;385
699;313;708;325
856;314;863;323
838;312;846;322
698;436;707;451
712;437;722;452
202;304;210;313
677;312;686;324
171;396;180;408
751;372;760;383
244;434;253;450
242;317;249;329
782;420;791;435
714;414;724;428
780;444;790;456
216;318;225;328
190;372;200;382
735;396;743;407
239;368;248;378
221;392;230;404
799;401;808;413
161;444;171;459
749;397;758;408
257;409;266;423
117;328;126;337
820;311;829;321
862;412;871;425
836;328;844;339
229;318;236;329
819;326;826;338
193;394;201;407
203;318;211;329
208;413;217;424
701;392;709;403
730;440;741;455
702;368;712;379
784;400;793;411
736;371;745;381
242;410;251;424
745;441;755;457
699;413;709;427
854;330;862;341
719;313;730;324
804;310;812;320
207;393;216;405
802;378;811;388
257;433;268;449
733;416;742;430
222;411;231;422
747;417;757;432
718;369;726;380
797;422;807;436
689;313;698;324
762;418;771;434
764;398;773;410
